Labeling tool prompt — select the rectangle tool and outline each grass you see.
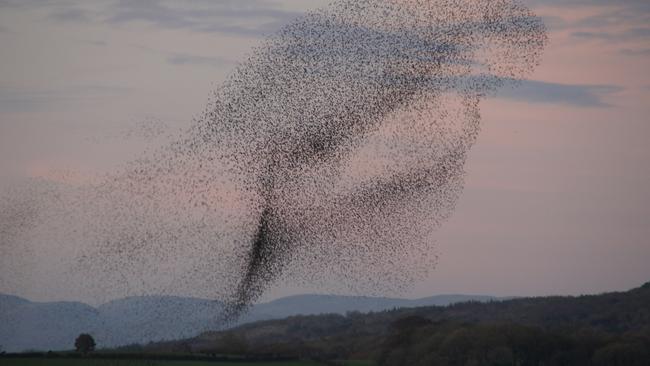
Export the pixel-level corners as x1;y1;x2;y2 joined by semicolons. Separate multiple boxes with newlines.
0;360;324;366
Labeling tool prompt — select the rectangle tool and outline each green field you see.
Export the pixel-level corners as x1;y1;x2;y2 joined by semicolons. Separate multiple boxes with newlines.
0;359;373;366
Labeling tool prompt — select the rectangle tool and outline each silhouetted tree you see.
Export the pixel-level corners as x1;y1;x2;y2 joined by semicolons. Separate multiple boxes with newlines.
74;333;96;355
219;332;248;354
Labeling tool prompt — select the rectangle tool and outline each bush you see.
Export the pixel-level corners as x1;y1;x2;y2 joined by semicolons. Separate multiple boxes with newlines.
74;333;96;355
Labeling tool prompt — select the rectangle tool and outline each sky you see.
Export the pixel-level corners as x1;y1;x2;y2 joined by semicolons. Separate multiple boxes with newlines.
0;0;649;303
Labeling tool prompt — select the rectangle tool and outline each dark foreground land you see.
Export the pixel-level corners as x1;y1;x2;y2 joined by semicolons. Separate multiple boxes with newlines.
3;282;649;365
0;360;356;366
0;352;373;366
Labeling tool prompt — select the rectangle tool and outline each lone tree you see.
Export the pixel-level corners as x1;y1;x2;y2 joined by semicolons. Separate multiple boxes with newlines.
74;333;96;355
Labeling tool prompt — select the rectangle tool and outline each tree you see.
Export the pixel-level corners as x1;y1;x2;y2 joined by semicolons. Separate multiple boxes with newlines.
218;332;248;355
74;333;96;355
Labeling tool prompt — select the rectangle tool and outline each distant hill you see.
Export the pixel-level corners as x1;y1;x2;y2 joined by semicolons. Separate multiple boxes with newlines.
155;282;650;365
250;293;499;320
0;292;499;352
0;296;98;353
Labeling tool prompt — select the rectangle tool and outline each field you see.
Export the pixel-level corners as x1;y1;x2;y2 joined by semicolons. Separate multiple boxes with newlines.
0;360;314;366
0;359;373;366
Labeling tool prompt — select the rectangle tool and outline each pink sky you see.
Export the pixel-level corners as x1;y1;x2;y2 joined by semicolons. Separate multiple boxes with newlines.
0;0;648;303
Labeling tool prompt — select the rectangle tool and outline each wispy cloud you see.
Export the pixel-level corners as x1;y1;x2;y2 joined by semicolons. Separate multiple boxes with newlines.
573;10;649;29
79;39;108;47
129;43;234;68
496;80;623;107
539;15;568;30
0;0;46;8
48;7;91;23
105;0;302;37
2;0;304;38
27;0;303;38
528;0;650;49
572;28;650;42
166;52;234;68
620;48;650;57
0;85;131;113
527;0;649;10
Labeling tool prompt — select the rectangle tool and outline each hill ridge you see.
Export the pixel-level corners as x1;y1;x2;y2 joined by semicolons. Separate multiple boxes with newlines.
0;291;500;352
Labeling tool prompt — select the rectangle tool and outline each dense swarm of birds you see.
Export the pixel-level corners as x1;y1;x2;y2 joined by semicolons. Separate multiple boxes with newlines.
0;0;546;324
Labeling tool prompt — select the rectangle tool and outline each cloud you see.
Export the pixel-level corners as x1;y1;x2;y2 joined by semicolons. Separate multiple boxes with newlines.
104;0;302;37
0;85;131;113
5;0;304;38
527;0;649;10
396;75;622;108
128;43;234;69
166;53;234;67
0;0;45;8
1;0;93;22
539;15;568;30
527;0;650;45
574;11;649;29
572;28;650;42
80;39;108;47
620;48;650;57
48;7;91;22
496;80;623;107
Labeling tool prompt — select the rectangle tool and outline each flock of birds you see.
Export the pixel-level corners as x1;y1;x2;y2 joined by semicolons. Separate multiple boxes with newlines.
0;0;546;324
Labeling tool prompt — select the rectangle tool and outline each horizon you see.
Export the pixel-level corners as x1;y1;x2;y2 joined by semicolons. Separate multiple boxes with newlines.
2;279;647;307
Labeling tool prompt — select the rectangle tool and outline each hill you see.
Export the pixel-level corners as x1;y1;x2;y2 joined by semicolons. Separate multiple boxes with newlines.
152;282;650;365
0;292;498;352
